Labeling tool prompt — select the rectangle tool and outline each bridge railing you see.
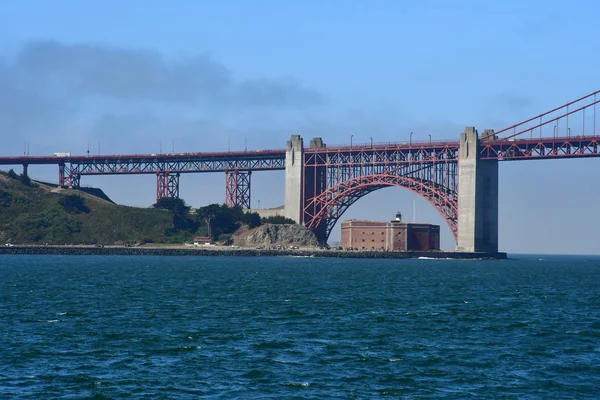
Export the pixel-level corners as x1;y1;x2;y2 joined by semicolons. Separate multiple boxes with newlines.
310;139;459;151
0;148;287;166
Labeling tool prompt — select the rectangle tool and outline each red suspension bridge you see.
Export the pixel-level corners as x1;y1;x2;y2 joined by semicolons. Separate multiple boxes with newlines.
1;90;599;250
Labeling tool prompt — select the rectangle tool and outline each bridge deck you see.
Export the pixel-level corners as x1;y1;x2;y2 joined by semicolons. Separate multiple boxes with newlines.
0;136;598;174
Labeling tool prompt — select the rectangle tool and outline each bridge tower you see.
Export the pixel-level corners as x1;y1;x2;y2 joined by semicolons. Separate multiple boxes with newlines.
456;127;499;253
284;135;304;222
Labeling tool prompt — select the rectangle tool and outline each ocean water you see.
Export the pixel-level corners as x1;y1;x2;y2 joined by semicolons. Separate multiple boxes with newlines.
1;255;599;399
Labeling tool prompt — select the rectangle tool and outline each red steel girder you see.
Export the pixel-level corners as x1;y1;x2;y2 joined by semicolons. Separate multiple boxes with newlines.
5;133;600;176
156;171;180;200
305;144;460;165
65;152;285;175
58;163;80;188
225;169;251;209
302;147;458;244
303;172;458;244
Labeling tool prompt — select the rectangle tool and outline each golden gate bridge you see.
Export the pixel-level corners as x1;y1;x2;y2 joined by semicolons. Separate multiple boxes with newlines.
1;90;598;251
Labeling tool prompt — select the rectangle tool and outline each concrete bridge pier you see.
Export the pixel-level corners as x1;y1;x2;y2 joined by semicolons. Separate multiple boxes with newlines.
456;127;499;253
284;135;327;243
284;135;304;222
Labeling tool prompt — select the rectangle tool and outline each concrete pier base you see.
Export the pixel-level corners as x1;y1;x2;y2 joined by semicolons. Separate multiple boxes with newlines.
456;127;499;253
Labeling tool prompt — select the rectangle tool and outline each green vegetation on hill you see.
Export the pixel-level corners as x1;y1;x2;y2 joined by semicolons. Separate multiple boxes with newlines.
0;171;174;245
0;171;296;245
196;203;261;243
261;215;296;225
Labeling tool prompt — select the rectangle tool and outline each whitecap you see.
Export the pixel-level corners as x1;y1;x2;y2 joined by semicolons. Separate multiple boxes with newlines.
46;320;59;323
285;382;310;387
273;358;299;365
388;358;402;362
57;312;67;315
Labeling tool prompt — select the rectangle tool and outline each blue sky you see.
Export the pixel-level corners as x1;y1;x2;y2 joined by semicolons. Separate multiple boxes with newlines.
1;0;599;254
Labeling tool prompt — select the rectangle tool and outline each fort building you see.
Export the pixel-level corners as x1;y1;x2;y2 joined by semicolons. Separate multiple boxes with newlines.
340;212;440;251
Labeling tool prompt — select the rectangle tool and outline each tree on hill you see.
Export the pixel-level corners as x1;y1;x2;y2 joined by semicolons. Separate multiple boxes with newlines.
196;204;262;240
152;198;199;236
59;194;90;214
6;169;33;186
261;215;296;224
20;173;32;186
152;198;190;216
197;203;221;239
242;211;261;228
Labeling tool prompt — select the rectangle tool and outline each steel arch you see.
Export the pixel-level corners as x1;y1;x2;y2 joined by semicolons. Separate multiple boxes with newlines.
303;173;458;244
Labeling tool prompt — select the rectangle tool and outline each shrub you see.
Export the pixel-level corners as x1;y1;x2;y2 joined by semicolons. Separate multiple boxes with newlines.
261;215;296;224
0;189;12;207
152;198;190;216
59;194;90;214
19;174;33;186
242;211;262;228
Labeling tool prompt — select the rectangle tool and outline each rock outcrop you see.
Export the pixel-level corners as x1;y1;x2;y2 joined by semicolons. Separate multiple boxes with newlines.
233;224;319;248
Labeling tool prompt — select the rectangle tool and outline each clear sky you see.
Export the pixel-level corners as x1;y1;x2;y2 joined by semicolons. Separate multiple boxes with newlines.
1;0;599;254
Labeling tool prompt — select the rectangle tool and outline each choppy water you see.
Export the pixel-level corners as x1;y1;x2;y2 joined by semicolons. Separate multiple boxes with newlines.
1;254;600;399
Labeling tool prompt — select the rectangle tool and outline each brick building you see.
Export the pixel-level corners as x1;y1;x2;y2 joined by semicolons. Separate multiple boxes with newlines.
340;213;440;251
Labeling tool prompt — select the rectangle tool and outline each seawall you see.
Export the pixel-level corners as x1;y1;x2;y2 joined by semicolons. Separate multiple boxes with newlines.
0;245;507;260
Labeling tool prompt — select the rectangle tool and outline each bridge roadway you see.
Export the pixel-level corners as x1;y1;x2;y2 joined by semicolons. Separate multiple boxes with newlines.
0;136;598;175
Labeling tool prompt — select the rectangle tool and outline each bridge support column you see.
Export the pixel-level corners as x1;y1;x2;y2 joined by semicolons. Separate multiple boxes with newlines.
58;164;79;188
72;174;81;188
59;164;64;187
156;171;180;200
22;164;28;177
456;127;499;253
303;137;327;242
225;169;251;209
284;135;304;222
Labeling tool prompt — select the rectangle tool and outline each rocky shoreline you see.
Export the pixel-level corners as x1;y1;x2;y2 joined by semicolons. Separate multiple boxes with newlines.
0;245;507;260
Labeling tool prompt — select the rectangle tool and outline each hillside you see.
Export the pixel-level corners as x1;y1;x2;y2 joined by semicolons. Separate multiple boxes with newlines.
0;172;176;245
0;171;306;246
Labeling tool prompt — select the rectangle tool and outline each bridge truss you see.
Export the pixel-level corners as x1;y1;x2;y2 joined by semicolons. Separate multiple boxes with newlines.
53;150;285;201
225;170;252;209
302;143;460;243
